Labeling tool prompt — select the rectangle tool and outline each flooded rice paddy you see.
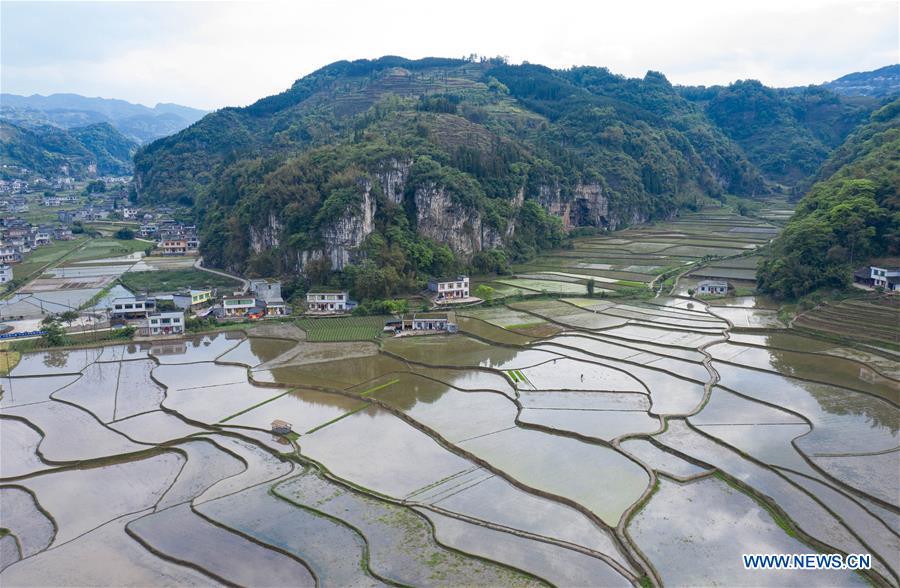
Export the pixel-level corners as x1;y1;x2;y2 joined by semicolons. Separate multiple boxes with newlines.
1;210;898;587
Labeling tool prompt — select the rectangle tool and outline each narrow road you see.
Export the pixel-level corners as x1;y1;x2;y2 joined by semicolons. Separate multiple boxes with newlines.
193;256;249;293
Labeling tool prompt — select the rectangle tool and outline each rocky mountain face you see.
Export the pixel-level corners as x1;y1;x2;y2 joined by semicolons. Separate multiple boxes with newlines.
133;57;878;278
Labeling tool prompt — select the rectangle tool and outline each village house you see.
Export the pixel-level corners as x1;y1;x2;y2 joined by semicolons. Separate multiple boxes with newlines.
121;207;139;220
75;207;109;221
183;226;200;251
32;226;53;247
158;237;188;255
111;295;156;319
189;289;213;306
10;196;28;213
42;195;65;207
428;275;470;301
57;210;75;224
0;264;12;283
157;223;199;254
0;245;22;264
140;311;185;336
395;312;456;333
870;266;900;292
697;279;731;296
172;288;214;310
306;290;350;314
250;279;288;316
53;226;74;241
222;294;257;317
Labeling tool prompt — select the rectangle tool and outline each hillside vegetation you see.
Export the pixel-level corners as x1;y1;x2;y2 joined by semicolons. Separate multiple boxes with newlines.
757;99;900;298
0;120;138;177
133;57;782;292
130;57;888;301
823;64;900;99
679;81;877;187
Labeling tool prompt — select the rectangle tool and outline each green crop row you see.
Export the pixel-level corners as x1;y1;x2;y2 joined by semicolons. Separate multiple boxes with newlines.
295;316;387;342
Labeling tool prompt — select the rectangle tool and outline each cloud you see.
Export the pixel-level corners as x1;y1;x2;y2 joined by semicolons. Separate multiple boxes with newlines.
2;0;897;109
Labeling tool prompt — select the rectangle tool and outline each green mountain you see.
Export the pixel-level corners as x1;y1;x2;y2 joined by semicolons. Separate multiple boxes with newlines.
134;57;775;283
824;65;900;98
679;80;877;187
758;99;900;299
0;120;138;177
0;93;207;143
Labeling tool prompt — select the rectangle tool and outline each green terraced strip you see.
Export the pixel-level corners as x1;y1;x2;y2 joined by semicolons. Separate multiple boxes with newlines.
218;390;292;423
359;378;400;397
305;404;371;435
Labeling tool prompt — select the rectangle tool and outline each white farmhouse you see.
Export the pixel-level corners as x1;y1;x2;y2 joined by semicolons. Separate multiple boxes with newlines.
141;311;185;336
697;279;730;296
870;266;900;292
428;275;470;301
306;291;349;313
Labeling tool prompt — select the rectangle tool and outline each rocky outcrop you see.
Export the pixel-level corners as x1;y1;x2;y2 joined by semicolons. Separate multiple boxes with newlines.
256;158;662;276
317;182;376;270
535;182;610;230
374;158;412;204
414;184;484;255
249;212;282;253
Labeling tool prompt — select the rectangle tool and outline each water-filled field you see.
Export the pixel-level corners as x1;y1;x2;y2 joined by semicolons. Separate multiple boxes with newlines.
2;210;898;587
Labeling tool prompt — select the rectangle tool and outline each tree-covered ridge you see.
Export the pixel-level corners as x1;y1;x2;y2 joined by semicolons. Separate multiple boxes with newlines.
823;64;900;99
757;99;900;299
132;56;887;300
134;56;768;207
679;80;877;187
0;120;138;177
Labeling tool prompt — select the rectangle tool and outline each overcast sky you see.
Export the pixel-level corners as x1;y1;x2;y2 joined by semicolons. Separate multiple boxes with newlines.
2;0;898;110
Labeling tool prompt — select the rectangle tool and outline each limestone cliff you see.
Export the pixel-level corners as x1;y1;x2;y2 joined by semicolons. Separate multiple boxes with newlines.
319;182;376;270
535;182;614;230
257;158;659;275
413;184;485;255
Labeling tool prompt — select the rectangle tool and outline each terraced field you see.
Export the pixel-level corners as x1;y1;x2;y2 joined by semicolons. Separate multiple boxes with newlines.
476;209;780;300
2;207;898;587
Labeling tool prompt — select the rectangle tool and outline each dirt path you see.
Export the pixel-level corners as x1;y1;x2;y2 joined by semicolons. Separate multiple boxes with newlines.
194;257;249;293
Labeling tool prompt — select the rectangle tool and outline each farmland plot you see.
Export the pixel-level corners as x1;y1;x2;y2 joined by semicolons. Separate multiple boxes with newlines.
2;209;898;587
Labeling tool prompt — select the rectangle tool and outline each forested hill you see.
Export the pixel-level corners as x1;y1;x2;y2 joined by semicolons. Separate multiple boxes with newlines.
758;99;900;299
131;56;881;284
0;120;138;177
678;81;877;187
824;65;900;99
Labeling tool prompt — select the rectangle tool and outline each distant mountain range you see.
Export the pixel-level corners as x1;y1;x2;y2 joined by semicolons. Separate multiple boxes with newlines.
0;93;207;144
823;64;900;98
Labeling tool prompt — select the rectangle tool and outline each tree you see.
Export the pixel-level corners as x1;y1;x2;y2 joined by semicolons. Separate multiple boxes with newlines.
587;279;596;297
156;299;177;312
474;284;495;303
687;288;695;297
115;228;134;240
58;310;79;325
86;180;106;193
40;318;67;347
